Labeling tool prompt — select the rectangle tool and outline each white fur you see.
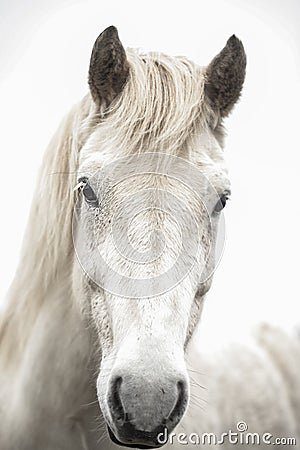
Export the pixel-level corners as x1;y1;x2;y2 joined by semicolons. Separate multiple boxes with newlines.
0;47;299;450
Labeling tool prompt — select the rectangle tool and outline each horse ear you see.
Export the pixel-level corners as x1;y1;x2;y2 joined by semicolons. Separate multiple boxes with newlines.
88;26;129;106
204;35;246;118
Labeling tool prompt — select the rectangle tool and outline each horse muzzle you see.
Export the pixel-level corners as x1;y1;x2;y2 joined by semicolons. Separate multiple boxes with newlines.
105;374;188;448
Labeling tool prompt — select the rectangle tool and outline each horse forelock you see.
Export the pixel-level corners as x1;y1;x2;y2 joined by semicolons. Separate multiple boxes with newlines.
79;48;222;164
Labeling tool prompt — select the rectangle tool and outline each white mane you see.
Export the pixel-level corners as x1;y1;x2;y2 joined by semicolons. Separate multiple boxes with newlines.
0;95;91;360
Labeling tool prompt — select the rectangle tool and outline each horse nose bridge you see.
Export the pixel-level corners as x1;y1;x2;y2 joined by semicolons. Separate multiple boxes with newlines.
112;311;188;353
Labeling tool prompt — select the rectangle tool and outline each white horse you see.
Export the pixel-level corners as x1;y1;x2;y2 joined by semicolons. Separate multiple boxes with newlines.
1;26;299;450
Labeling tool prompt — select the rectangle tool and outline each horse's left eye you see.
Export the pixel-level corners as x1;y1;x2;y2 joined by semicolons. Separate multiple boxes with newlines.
82;182;98;206
213;193;229;214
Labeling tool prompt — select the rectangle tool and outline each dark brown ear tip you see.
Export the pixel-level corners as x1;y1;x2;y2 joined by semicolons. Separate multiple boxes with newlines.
101;25;119;37
92;25;121;54
228;34;237;42
227;34;245;51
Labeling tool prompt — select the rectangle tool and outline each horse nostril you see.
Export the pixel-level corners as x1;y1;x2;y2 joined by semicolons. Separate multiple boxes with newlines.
108;376;125;424
166;380;188;426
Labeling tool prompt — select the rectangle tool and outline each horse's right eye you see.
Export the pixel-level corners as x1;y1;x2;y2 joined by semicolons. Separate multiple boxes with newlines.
82;182;99;207
213;192;230;215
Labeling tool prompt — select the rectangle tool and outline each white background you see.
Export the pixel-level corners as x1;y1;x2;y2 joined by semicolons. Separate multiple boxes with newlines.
1;0;299;350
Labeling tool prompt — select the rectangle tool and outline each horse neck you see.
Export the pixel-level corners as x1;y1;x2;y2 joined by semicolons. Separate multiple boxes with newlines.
0;271;101;449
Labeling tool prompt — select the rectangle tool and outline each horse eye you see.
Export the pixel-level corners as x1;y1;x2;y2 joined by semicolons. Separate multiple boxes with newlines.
213;193;229;214
81;181;98;206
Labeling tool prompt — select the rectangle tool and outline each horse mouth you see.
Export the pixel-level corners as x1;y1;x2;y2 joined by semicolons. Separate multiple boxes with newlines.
107;425;164;449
